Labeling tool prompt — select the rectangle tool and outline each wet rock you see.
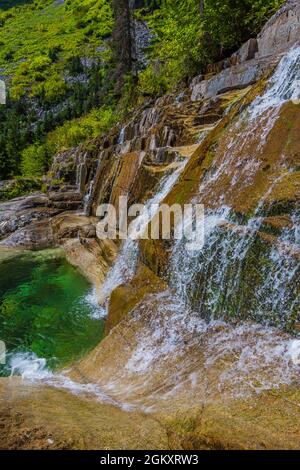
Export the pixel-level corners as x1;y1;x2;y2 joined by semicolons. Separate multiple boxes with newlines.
0;220;54;250
0;379;169;450
63;238;117;291
0;193;59;241
106;263;167;334
51;213;97;242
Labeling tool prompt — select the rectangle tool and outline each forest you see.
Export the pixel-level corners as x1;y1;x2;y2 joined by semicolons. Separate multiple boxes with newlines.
0;0;283;182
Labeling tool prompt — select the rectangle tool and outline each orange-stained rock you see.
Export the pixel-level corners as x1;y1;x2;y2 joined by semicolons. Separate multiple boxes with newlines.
105;262;167;334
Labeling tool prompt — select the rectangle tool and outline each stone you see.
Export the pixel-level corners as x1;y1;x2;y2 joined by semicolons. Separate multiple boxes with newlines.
257;0;300;59
190;0;300;101
191;57;272;101
0;220;54;250
234;38;258;64
106;262;167;334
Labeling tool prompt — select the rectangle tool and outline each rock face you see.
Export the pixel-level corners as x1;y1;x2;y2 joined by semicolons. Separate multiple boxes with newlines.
257;0;300;58
0;379;169;450
191;0;300;101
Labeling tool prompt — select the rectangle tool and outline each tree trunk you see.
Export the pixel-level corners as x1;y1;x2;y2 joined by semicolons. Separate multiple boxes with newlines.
111;0;135;90
199;0;205;15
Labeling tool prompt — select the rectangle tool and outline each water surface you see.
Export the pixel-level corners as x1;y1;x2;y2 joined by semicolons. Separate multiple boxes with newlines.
0;249;104;375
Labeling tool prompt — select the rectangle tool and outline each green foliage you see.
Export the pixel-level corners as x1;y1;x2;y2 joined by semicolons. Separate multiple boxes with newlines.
0;0;286;178
138;66;169;96
44;105;118;153
0;0;112;100
0;177;42;201
20;143;48;177
139;0;284;95
0;0;113;179
20;105;118;178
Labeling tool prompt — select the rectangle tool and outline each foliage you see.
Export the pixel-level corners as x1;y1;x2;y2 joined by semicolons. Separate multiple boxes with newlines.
0;0;286;179
20;105;118;178
0;177;42;201
139;0;284;95
0;0;113;179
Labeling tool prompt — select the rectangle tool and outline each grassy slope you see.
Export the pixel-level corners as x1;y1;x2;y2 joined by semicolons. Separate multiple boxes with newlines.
0;0;116;179
0;0;112;100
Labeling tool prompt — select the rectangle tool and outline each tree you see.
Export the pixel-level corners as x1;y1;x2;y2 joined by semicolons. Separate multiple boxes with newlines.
111;0;136;91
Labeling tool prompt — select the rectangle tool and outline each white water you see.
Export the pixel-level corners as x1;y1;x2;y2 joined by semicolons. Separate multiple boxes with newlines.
249;46;300;121
125;292;300;393
83;178;94;215
118;126;126;145
197;46;300;204
98;157;189;305
120;46;300;403
8;352;134;410
6;47;300;410
167;48;300;324
81;287;107;319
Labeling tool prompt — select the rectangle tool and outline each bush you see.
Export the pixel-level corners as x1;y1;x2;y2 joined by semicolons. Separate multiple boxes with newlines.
0;177;42;201
21;144;48;177
140;0;284;93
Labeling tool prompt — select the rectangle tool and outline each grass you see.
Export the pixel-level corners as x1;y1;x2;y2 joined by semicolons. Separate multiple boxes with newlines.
0;0;112;99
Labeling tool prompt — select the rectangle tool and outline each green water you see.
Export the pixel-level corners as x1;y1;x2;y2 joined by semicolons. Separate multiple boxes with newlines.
0;249;104;375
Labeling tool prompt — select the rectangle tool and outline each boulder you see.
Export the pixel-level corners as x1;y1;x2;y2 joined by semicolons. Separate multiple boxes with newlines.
191;58;271;101
0;220;54;250
257;0;300;58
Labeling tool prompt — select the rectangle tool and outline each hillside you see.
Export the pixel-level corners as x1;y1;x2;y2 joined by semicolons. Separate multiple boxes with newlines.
0;0;284;183
0;0;113;179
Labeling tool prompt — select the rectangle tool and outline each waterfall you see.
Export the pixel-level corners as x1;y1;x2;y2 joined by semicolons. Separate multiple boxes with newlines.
116;46;300;403
197;46;300;206
76;152;88;193
9;352;131;409
9;47;300;409
118;126;126;145
98;158;189;305
98;47;300;326
166;47;300;327
83;178;94;215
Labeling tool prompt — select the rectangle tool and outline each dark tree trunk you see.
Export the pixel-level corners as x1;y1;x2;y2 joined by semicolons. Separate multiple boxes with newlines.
111;0;135;91
199;0;205;15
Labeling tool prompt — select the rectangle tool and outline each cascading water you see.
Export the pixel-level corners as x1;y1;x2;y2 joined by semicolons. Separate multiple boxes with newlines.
98;157;189;305
7;47;300;411
116;46;300;405
197;46;300;206
83;178;95;215
169;47;300;327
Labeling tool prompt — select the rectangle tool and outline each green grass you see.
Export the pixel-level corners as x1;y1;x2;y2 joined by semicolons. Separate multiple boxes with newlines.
0;0;112;100
0;0;115;180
